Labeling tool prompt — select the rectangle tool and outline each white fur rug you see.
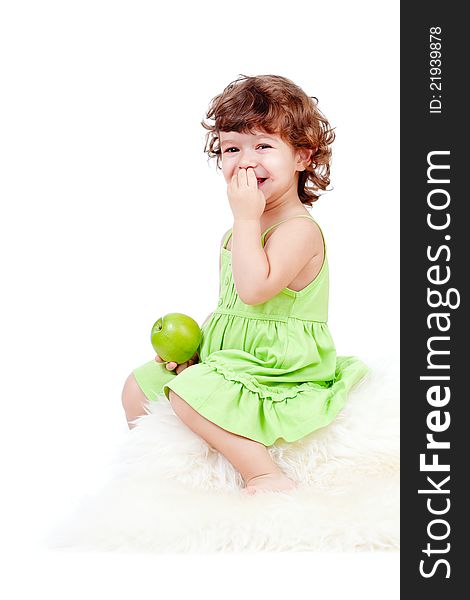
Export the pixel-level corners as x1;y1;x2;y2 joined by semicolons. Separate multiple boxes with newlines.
49;355;399;553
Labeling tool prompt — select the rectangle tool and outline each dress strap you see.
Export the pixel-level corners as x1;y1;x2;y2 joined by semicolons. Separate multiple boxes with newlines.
261;214;320;247
222;229;233;250
222;215;323;250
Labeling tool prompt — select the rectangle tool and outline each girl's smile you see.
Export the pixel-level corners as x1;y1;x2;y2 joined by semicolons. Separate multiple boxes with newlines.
219;129;311;204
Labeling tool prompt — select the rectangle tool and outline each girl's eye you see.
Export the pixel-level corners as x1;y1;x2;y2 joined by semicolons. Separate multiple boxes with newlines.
223;144;271;153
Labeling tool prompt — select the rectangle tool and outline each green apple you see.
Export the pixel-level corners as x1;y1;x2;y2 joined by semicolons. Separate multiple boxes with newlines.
150;313;202;364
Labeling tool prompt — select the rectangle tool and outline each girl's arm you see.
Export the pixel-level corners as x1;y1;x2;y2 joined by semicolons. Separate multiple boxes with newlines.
232;218;320;305
231;219;269;305
227;168;319;305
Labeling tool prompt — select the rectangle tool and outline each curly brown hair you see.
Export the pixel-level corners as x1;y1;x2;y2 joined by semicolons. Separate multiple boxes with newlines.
201;74;335;205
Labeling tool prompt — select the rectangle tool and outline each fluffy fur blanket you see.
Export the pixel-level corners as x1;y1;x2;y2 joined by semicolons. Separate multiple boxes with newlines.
49;355;399;553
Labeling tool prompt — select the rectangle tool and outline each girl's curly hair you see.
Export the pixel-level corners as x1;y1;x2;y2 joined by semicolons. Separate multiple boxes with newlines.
201;74;335;205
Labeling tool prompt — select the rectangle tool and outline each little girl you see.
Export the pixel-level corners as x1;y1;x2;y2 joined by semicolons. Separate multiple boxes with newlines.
121;74;369;494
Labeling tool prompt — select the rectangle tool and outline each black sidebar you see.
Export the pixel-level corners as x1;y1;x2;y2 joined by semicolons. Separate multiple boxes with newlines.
401;2;467;596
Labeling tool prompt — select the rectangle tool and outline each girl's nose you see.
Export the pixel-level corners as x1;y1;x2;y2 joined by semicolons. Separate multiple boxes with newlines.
237;150;257;170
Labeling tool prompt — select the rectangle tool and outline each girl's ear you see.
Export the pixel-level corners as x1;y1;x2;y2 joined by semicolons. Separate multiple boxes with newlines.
296;148;313;171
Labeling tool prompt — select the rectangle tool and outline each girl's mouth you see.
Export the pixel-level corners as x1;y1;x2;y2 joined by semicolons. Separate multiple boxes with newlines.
257;178;267;187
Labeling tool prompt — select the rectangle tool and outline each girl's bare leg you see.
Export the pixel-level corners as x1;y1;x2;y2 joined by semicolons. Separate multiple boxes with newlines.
169;390;296;494
121;373;149;429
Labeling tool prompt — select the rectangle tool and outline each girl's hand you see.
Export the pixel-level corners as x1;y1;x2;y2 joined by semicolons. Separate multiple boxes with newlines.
155;351;199;375
227;167;266;221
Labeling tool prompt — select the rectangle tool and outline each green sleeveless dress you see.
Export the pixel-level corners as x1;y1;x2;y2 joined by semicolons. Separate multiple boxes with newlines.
133;215;369;446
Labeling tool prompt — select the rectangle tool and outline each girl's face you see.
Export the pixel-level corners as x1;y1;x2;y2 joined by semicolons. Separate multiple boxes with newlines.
219;129;310;204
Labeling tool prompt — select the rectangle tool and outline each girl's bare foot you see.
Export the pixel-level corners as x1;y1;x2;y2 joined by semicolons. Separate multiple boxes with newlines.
243;471;297;495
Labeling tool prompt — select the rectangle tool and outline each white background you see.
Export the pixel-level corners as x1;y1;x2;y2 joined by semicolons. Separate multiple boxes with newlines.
0;0;399;598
